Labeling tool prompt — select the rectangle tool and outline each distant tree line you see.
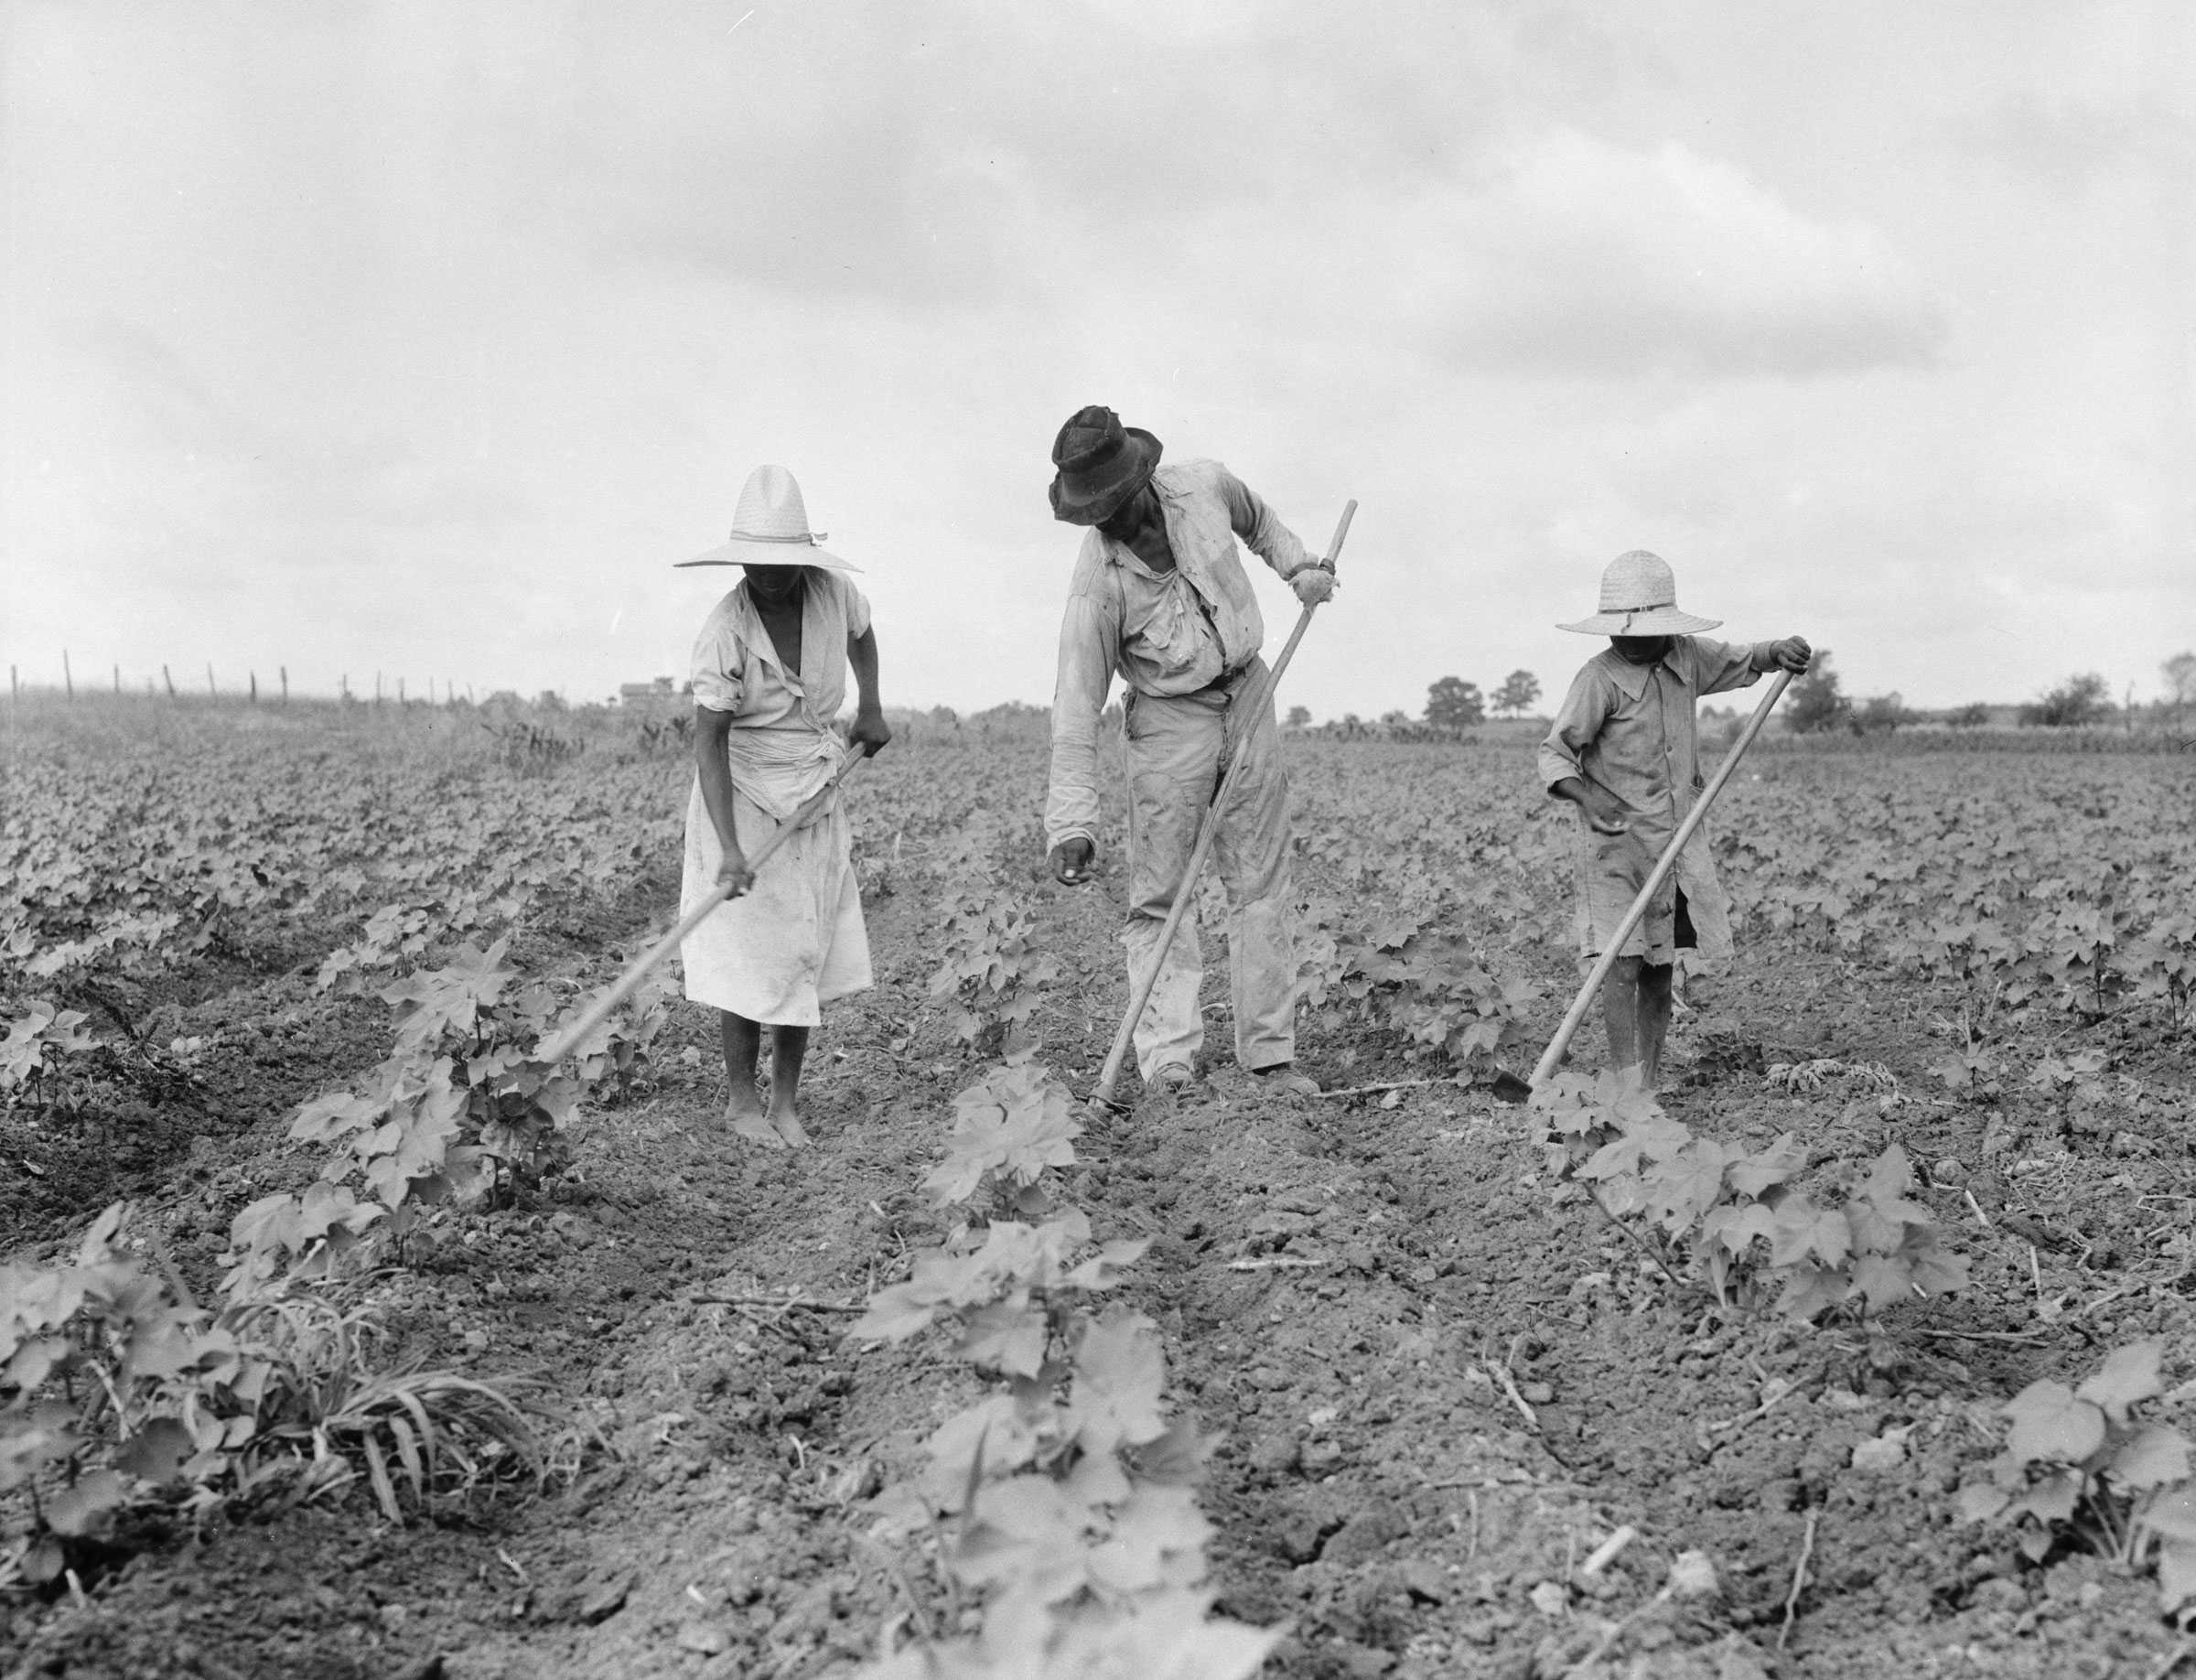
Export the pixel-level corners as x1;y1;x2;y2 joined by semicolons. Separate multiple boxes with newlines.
1782;651;2196;737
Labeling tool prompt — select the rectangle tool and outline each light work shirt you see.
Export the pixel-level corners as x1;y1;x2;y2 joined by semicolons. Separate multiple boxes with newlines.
1046;459;1316;850
689;570;872;818
1536;636;1770;823
1538;635;1771;962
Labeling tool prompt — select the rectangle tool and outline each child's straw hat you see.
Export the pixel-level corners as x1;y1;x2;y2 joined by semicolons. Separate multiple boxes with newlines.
1558;550;1719;635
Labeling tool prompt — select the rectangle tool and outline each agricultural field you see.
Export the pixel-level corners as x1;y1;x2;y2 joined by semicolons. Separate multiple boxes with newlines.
4;695;2196;1680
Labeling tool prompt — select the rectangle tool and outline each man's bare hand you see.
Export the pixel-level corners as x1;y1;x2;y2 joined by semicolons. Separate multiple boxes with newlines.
1290;566;1337;608
1763;637;1813;674
1050;837;1095;885
849;708;893;757
715;847;757;899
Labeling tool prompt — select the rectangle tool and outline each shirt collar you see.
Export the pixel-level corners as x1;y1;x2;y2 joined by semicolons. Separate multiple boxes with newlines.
1599;642;1683;700
1096;468;1184;579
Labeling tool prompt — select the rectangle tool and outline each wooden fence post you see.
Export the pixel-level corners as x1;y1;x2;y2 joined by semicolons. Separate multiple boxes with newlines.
375;671;382;706
62;650;73;699
281;666;289;703
163;664;176;698
206;662;216;696
398;676;405;705
9;666;16;704
250;672;258;703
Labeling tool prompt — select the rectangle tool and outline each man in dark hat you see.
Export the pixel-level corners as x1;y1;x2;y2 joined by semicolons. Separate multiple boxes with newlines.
1043;405;1336;1099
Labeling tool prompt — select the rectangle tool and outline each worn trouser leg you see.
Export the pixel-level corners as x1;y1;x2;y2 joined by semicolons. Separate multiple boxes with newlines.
1673;823;1733;986
1122;664;1297;1080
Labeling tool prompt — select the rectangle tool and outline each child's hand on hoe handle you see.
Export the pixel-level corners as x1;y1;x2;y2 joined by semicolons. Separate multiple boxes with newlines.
1758;637;1812;674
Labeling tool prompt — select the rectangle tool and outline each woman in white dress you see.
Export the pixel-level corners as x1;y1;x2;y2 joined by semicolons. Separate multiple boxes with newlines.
675;466;889;1147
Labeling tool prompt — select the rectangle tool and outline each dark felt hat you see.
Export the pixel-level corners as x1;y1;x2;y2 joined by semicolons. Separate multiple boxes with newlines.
1049;405;1163;526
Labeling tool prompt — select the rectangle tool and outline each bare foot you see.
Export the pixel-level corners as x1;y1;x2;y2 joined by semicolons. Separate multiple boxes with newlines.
769;1102;811;1148
726;1089;784;1148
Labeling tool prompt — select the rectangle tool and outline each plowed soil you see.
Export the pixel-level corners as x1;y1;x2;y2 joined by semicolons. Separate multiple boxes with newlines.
5;734;2195;1680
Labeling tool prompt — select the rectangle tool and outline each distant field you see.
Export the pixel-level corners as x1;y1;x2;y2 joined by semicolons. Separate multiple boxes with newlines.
5;695;2195;1678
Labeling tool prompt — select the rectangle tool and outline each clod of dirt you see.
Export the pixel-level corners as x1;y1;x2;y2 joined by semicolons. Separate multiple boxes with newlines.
574;1567;637;1624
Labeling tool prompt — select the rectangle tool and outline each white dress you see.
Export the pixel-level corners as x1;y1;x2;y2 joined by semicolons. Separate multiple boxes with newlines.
677;572;873;1025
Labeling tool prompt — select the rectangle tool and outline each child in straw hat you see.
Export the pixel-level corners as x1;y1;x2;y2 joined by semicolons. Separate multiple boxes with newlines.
674;465;891;1148
1538;550;1810;1092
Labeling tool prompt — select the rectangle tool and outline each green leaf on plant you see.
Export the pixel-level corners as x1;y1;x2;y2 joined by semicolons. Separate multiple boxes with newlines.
2003;1381;2106;1465
957;1301;1049;1378
43;1468;128;1536
2158;1539;2196;1615
1769;1198;1850;1269
2143;1488;2196;1545
1070;1311;1168;1457
1728;1132;1805;1197
114;1417;197;1483
2075;1340;2165;1426
1958;1481;2011;1524
2107;1423;2191;1492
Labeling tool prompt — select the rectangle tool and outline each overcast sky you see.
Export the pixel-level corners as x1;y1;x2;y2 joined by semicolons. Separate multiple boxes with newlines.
4;1;2190;718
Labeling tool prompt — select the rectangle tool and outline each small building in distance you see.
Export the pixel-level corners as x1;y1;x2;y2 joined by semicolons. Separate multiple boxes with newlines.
617;677;680;706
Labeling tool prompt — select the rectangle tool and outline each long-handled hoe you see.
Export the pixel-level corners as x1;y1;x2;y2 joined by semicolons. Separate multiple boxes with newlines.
1487;668;1795;1105
1085;500;1358;1113
535;750;875;1065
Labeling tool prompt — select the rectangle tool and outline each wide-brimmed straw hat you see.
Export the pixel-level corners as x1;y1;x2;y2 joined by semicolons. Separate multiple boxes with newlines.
676;465;861;571
1558;550;1720;635
1049;405;1163;526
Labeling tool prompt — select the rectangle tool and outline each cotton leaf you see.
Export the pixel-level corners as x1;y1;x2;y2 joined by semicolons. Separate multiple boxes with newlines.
922;1395;1041;1514
1769;1198;1850;1269
2158;1540;2196;1615
2141;1488;2196;1545
1958;1481;2011;1524
1775;1262;1851;1323
1850;1253;1915;1317
1642;1138;1743;1232
1085;1483;1213;1596
114;1417;197;1484
957;1474;1101;1601
1070;1311;1168;1456
1701;1201;1778;1258
2008;1467;2083;1526
1046;1588;1287;1680
846;1280;948;1345
1578;1111;1692;1180
1062;1239;1150;1292
2075;1341;2165;1426
2107;1424;2191;1492
2003;1382;2106;1465
43;1469;128;1536
1727;1132;1805;1198
956;1300;1049;1378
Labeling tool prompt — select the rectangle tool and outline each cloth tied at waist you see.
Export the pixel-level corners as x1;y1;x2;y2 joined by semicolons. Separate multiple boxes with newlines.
723;725;847;821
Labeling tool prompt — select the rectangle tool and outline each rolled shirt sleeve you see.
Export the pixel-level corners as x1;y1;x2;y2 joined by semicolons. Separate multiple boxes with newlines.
1538;663;1611;792
1215;464;1316;580
1045;568;1121;852
690;613;746;714
1684;636;1770;698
